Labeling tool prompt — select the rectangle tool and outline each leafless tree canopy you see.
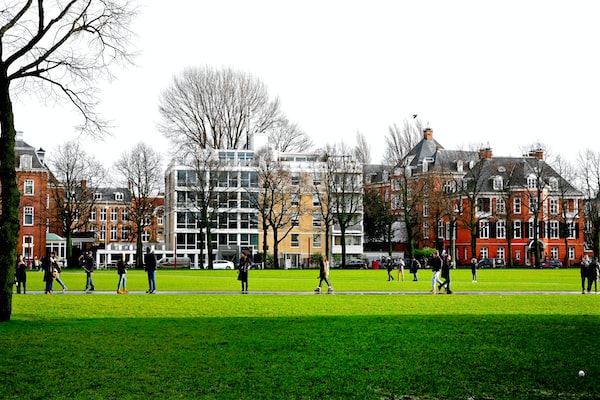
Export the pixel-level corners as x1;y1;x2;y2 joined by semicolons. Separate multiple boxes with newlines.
48;140;107;238
2;0;138;137
267;117;313;153
383;119;424;166
354;131;371;165
158;66;283;152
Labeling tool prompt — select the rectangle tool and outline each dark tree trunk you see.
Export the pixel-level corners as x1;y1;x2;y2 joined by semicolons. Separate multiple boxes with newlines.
0;69;20;321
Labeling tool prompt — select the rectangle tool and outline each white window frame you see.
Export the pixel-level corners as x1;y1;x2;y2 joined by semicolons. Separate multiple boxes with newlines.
23;206;34;226
24;179;34;196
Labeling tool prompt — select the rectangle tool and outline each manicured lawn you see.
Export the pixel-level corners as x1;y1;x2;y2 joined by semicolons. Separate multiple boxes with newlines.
1;268;598;399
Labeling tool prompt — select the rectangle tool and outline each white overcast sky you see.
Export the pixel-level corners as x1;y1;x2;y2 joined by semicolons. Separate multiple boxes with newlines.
13;0;600;168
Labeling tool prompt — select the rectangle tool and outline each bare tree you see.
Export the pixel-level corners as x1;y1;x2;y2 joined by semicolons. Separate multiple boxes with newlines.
114;142;163;268
48;141;107;262
268;117;313;153
252;147;302;269
324;142;363;269
354;131;371;165
158;66;282;151
578;149;600;259
0;1;137;320
383;118;424;166
551;155;581;267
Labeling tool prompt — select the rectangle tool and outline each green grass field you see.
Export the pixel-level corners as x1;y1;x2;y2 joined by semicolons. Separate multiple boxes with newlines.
1;268;598;399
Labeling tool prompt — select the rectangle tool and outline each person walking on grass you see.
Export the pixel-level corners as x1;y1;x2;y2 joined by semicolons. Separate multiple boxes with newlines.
144;247;157;294
385;257;394;281
397;258;405;281
237;251;251;293
83;251;95;292
580;255;590;294
470;257;478;282
430;251;444;294
439;254;452;294
51;251;67;292
15;254;27;294
409;256;420;281
42;252;54;294
587;257;599;294
116;257;128;294
315;256;333;293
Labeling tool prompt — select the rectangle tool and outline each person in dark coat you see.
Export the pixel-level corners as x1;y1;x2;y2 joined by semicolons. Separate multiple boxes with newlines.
315;256;333;293
439;254;452;294
42;253;54;294
409;257;420;281
237;251;250;293
586;257;599;294
83;251;95;292
580;255;590;294
144;247;157;294
15;254;27;294
385;257;394;281
430;251;444;294
470;257;478;282
116;256;128;294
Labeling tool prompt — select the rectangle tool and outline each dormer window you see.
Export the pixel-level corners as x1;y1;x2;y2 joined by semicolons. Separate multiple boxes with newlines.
527;175;537;190
492;176;503;191
20;154;33;169
548;177;558;191
114;192;124;201
94;192;103;201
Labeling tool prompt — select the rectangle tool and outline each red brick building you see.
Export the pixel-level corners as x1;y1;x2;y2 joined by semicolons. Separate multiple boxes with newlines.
366;129;585;267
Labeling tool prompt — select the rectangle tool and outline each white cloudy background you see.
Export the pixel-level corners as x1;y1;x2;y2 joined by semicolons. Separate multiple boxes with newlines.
13;0;600;168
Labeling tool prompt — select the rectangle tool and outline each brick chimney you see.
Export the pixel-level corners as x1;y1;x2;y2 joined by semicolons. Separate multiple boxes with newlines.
478;147;493;159
423;128;433;140
528;149;544;160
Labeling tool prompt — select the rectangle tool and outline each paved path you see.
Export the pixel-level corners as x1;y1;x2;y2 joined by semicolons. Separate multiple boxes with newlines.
23;290;595;295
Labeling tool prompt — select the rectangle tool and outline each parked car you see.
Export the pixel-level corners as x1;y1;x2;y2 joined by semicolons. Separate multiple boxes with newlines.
204;259;235;270
477;258;505;268
540;259;562;268
336;259;367;269
157;256;191;268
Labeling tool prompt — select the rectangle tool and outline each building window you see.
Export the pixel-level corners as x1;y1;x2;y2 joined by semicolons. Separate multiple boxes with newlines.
515;250;521;261
99;225;106;241
549;220;559;239
291;194;299;207
291;234;300;247
492;176;503;190
527;175;537;189
23;207;34;226
423;221;429;239
480;247;489;259
514;220;522;239
568;247;575;260
423;200;429;217
312;214;322;228
550;247;558;260
157;214;164;226
240;213;249;229
513;197;521;214
313;173;321;186
437;220;444;239
114;192;124;201
443;180;455;193
228;213;237;229
121;209;128;222
291;215;299;227
141;230;150;242
496;198;506;214
94;192;102;201
291;174;299;186
312;194;320;207
111;209;118;222
90;209;96;221
477;198;491;213
549;198;558;214
121;228;129;241
479;220;489;239
110;226;118;241
529;196;538;213
312;233;322;248
100;208;107;222
24;180;34;195
496;220;506;239
497;247;505;261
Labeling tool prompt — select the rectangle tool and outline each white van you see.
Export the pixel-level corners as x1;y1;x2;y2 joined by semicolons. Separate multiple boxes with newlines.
157;256;191;268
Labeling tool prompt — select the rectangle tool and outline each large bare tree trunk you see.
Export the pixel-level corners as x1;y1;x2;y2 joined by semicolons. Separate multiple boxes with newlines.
0;72;19;321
